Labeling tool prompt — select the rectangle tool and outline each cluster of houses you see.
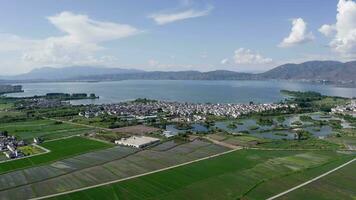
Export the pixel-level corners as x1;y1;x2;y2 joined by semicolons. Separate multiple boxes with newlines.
0;131;25;159
79;100;294;122
331;100;356;116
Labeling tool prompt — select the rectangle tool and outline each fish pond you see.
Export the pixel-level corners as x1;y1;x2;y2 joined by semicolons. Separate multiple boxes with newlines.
165;113;353;140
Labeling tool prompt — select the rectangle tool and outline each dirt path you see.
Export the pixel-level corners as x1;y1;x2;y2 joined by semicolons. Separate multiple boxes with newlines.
204;136;243;150
266;158;356;200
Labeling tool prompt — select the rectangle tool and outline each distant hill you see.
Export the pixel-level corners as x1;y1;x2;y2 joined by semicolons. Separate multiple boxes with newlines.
74;60;356;83
259;60;356;83
1;61;356;85
73;70;255;81
1;66;143;80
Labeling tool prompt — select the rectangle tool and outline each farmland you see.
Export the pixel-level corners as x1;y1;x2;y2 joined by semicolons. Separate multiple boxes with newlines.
0;139;228;199
0;136;112;174
0;119;93;140
46;150;353;200
278;160;356;200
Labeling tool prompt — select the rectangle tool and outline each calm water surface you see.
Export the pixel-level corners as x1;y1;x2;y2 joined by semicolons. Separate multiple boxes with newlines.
7;80;356;104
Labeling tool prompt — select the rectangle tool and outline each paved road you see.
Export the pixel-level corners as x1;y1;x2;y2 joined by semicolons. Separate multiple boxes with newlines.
266;158;356;200
30;148;240;200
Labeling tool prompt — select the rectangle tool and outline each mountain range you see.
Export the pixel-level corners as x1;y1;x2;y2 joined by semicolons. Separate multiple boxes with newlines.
1;61;356;85
0;66;143;80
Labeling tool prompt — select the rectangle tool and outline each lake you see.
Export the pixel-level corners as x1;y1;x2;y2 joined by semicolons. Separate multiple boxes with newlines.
6;80;356;105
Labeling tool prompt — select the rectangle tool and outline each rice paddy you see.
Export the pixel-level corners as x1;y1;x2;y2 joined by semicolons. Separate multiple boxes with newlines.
42;150;353;200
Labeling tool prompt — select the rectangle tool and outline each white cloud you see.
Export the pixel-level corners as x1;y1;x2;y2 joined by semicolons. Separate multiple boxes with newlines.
148;6;213;25
0;11;140;74
220;58;229;65
144;59;197;71
227;48;273;65
279;18;314;48
319;0;356;58
319;24;336;37
48;12;140;43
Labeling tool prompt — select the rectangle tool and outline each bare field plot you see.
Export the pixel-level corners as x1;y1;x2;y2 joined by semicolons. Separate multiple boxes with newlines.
47;150;353;200
0;140;228;200
111;125;160;135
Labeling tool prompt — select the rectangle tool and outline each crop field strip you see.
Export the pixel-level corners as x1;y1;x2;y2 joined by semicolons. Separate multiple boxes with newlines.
0;136;112;175
0;140;229;200
36;150;355;200
276;160;356;200
0;119;93;140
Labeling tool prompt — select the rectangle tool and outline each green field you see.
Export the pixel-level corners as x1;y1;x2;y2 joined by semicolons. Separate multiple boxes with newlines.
258;138;342;150
0;136;112;174
0;102;14;110
0;119;93;140
208;133;268;147
279;160;356;200
49;150;354;200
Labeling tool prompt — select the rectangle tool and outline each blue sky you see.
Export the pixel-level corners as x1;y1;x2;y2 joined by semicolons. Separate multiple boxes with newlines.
0;0;355;75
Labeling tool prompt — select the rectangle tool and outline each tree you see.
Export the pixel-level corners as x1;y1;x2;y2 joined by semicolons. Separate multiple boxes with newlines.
295;130;311;140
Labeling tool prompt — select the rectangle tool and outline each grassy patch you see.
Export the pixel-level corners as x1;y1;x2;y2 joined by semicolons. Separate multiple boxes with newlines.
0;102;14;110
257;138;342;150
17;145;44;156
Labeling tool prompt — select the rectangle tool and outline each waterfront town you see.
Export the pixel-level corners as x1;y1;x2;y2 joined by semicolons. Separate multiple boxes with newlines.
79;100;295;121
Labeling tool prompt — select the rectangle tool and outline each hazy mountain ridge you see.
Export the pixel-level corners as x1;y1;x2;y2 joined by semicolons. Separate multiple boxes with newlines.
1;61;356;84
73;70;255;81
0;66;143;80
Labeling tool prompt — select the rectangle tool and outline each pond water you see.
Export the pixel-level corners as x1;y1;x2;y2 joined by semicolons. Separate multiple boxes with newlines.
166;124;209;135
165;113;353;140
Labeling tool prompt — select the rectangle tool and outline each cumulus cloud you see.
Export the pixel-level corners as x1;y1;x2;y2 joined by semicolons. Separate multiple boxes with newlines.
0;34;39;52
279;18;314;47
148;5;213;25
223;48;273;65
0;11;140;73
319;0;356;58
319;24;336;37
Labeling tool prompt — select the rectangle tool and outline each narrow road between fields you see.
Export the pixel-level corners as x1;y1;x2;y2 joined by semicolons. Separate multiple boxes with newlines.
266;157;356;200
29;148;240;200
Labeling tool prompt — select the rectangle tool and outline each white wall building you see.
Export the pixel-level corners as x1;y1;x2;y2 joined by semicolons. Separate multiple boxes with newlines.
115;136;160;148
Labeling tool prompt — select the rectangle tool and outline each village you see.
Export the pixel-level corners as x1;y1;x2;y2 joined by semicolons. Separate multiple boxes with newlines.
332;100;356;116
0;131;26;159
79;99;294;121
